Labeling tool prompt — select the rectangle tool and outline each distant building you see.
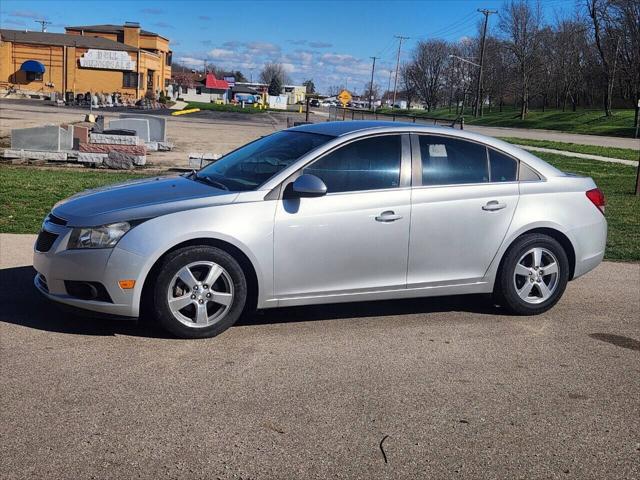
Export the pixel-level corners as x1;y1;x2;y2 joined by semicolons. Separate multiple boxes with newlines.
178;72;229;103
235;82;306;104
0;22;171;100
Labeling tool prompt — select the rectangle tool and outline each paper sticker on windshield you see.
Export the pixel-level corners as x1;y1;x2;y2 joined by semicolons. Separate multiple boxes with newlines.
429;144;447;157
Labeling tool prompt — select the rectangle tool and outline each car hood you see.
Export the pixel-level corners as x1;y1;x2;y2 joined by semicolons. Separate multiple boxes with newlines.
53;175;238;227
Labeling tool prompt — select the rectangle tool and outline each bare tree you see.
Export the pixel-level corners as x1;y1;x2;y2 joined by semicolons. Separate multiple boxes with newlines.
609;0;640;127
407;39;450;111
400;64;418;109
259;63;291;87
586;0;621;116
499;0;543;119
483;36;513;112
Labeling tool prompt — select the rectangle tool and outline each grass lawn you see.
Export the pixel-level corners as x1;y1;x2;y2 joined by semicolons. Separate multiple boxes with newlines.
377;107;637;138
0;167;144;234
184;101;262;114
534;152;639;261
1;159;638;260
499;137;640;162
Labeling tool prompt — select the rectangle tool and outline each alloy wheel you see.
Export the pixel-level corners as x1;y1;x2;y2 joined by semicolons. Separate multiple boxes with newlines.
513;247;560;305
166;261;234;328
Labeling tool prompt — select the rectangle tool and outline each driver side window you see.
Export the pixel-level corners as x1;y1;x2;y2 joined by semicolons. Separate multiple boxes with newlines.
304;135;401;193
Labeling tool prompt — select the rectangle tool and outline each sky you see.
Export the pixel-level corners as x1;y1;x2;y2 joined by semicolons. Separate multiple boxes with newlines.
0;0;576;93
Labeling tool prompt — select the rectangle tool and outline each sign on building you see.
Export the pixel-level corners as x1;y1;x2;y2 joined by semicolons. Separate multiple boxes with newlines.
79;50;136;71
223;76;236;87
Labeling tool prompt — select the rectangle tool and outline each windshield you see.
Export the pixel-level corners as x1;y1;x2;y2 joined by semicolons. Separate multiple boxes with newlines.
197;131;333;191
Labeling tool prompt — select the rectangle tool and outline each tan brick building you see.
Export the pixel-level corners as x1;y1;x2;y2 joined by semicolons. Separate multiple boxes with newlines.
0;22;171;100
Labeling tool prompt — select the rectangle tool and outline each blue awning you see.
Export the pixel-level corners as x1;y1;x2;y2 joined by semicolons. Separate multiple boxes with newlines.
20;60;46;73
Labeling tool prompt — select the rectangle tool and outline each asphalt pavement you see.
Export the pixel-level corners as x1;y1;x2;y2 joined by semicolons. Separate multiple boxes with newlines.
1;234;639;479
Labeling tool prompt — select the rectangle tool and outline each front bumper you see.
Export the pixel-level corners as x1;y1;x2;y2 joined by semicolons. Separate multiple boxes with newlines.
33;223;146;318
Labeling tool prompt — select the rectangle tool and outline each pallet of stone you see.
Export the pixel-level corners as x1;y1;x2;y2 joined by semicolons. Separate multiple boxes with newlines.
79;144;147;155
89;133;142;145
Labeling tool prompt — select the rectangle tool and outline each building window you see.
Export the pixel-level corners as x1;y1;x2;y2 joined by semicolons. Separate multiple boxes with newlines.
166;51;172;66
26;71;43;82
122;72;138;88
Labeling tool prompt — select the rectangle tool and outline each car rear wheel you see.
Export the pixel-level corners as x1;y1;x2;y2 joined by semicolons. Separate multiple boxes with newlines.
495;234;569;315
153;246;247;338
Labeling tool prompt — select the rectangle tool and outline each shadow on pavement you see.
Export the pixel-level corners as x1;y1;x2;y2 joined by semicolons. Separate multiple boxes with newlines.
1;265;503;338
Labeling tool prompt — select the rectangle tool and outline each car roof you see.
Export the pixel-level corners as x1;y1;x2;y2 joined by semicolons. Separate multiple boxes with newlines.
289;120;423;137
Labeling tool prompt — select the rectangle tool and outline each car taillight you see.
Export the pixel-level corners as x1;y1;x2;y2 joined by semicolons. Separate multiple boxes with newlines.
586;188;606;214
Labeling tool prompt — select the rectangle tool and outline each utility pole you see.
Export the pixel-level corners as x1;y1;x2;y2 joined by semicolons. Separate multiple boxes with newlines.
474;9;497;117
368;56;378;110
386;69;393;106
392;35;409;108
35;20;52;32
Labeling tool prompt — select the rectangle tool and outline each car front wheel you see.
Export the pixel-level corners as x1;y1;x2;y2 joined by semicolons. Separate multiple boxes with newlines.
153;246;247;339
495;234;570;315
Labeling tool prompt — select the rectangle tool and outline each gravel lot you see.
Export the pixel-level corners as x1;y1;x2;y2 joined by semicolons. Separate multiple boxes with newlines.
1;234;638;479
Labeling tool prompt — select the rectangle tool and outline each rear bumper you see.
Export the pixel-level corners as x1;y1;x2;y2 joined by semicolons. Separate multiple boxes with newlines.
570;215;607;279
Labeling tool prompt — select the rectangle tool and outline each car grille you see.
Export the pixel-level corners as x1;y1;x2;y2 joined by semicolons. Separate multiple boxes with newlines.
35;230;59;253
47;213;67;226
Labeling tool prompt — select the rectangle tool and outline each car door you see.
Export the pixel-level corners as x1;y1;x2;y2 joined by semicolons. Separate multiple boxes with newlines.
408;134;519;286
273;133;412;299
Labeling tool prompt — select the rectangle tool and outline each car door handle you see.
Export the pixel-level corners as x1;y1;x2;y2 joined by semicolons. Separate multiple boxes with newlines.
482;201;507;211
375;210;403;222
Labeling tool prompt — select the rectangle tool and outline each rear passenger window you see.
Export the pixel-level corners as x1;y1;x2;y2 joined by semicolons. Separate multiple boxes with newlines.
488;149;518;182
419;136;488;186
304;135;401;193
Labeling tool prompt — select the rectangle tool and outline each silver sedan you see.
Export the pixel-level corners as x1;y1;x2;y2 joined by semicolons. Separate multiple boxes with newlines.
34;122;607;338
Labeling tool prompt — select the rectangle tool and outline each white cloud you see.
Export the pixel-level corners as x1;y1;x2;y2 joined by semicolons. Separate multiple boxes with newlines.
321;53;357;65
9;10;42;19
208;48;235;60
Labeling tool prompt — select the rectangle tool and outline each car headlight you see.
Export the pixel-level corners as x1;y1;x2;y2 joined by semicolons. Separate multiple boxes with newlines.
68;222;132;249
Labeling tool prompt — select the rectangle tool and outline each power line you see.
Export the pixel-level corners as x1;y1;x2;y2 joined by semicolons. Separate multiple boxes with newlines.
368;56;378;109
392;35;409;108
34;19;52;32
474;9;497;117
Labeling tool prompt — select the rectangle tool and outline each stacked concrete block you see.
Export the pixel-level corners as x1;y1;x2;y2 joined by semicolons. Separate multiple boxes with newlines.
11;125;72;151
89;133;142;145
79;144;146;155
3;149;67;161
78;152;107;164
108;118;150;142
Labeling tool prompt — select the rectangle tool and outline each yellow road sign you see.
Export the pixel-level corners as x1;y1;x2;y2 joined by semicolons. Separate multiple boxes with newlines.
338;90;352;106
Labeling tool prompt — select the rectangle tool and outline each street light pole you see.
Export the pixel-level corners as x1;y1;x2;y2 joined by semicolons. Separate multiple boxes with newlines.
392;35;409;108
474;9;497;117
368;56;378;110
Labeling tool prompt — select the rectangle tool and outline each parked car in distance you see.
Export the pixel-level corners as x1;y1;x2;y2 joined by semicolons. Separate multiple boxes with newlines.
34;122;607;339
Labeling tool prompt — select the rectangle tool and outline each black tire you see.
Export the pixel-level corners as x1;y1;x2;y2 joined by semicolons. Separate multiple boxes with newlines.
152;246;247;339
495;233;569;315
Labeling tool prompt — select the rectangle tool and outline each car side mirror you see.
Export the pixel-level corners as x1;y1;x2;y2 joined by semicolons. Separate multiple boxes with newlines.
291;174;327;197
